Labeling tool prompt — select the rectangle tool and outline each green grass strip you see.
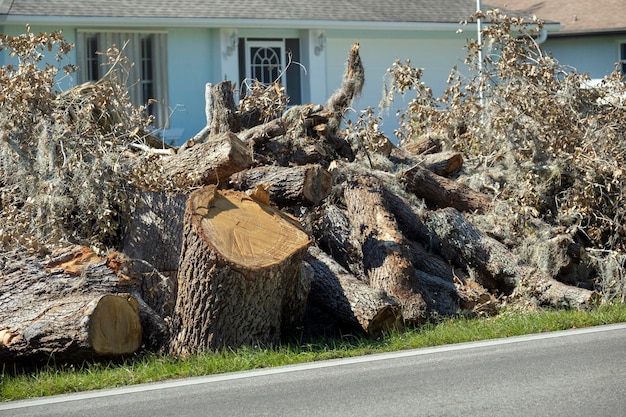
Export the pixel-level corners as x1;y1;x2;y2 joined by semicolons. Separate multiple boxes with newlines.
2;303;626;402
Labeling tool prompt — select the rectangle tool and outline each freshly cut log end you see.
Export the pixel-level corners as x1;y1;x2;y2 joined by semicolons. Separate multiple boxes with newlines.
169;185;312;355
89;294;142;355
193;186;310;270
0;291;143;362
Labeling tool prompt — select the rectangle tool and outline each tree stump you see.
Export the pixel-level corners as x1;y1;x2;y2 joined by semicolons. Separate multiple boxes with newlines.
169;185;311;355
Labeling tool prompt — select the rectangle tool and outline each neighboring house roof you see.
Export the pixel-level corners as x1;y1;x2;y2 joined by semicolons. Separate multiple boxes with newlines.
489;0;626;36
0;0;533;29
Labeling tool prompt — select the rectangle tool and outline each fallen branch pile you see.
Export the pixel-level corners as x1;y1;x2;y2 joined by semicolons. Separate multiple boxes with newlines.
0;41;600;363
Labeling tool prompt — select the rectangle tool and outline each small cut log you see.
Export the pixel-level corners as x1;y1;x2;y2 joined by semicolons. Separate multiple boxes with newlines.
305;246;402;338
418;151;464;177
402;163;492;213
160;131;253;189
168;185;311;355
229;164;332;207
238;118;285;145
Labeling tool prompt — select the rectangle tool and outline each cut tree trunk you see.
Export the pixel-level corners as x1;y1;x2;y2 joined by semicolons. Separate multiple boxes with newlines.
229;164;332;207
313;203;366;278
402;135;442;155
342;174;428;323
160;131;253;189
423;207;598;309
305;246;402;338
418;151;464;177
402;163;492;213
168;185;311;355
0;248;144;362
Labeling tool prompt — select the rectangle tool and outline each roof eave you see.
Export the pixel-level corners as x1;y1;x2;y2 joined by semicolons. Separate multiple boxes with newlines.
549;27;626;38
0;14;476;31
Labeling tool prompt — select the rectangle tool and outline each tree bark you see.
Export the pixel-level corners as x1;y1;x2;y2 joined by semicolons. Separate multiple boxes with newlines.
208;81;240;137
402;163;492;213
423;207;598;309
120;188;188;273
325;42;364;122
0;248;144;362
418;152;464;177
343;174;428;323
229;164;332;207
305;246;402;338
313;203;365;278
168;185;311;355
238;118;285;145
160;131;253;189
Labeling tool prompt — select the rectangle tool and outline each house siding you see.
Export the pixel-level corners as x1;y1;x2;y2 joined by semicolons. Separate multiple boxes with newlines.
165;27;214;142
542;35;626;79
326;30;469;138
0;22;474;144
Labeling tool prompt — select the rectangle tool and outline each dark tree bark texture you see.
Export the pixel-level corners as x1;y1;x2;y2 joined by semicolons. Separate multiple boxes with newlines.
168;185;311;355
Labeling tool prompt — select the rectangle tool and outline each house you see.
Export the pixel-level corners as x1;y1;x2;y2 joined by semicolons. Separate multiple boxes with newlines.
0;0;558;144
489;0;626;80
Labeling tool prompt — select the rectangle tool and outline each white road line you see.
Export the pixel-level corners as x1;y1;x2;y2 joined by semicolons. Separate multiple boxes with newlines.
2;322;626;410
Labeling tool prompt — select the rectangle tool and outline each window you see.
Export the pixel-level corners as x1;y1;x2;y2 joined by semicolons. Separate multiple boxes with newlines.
76;31;169;128
620;43;626;75
238;38;302;105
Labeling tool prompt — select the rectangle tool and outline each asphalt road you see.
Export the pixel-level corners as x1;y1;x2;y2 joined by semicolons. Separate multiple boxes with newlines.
2;323;626;417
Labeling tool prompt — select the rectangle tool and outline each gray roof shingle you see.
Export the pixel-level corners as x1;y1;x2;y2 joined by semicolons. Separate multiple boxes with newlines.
0;0;519;24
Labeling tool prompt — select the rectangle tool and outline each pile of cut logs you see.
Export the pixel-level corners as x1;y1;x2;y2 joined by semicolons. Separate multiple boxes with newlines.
0;43;597;364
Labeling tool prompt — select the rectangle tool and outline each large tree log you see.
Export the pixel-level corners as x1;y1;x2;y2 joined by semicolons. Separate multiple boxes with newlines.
0;248;144;362
402;164;492;213
343;174;428;323
160;131;253;189
423;207;598;309
305;246;402;338
168;185;311;355
229;164;332;207
313;203;366;278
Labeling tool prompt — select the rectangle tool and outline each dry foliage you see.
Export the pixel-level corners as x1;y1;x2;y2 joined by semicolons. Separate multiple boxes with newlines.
239;79;289;123
376;10;626;302
0;28;159;253
2;13;626;302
